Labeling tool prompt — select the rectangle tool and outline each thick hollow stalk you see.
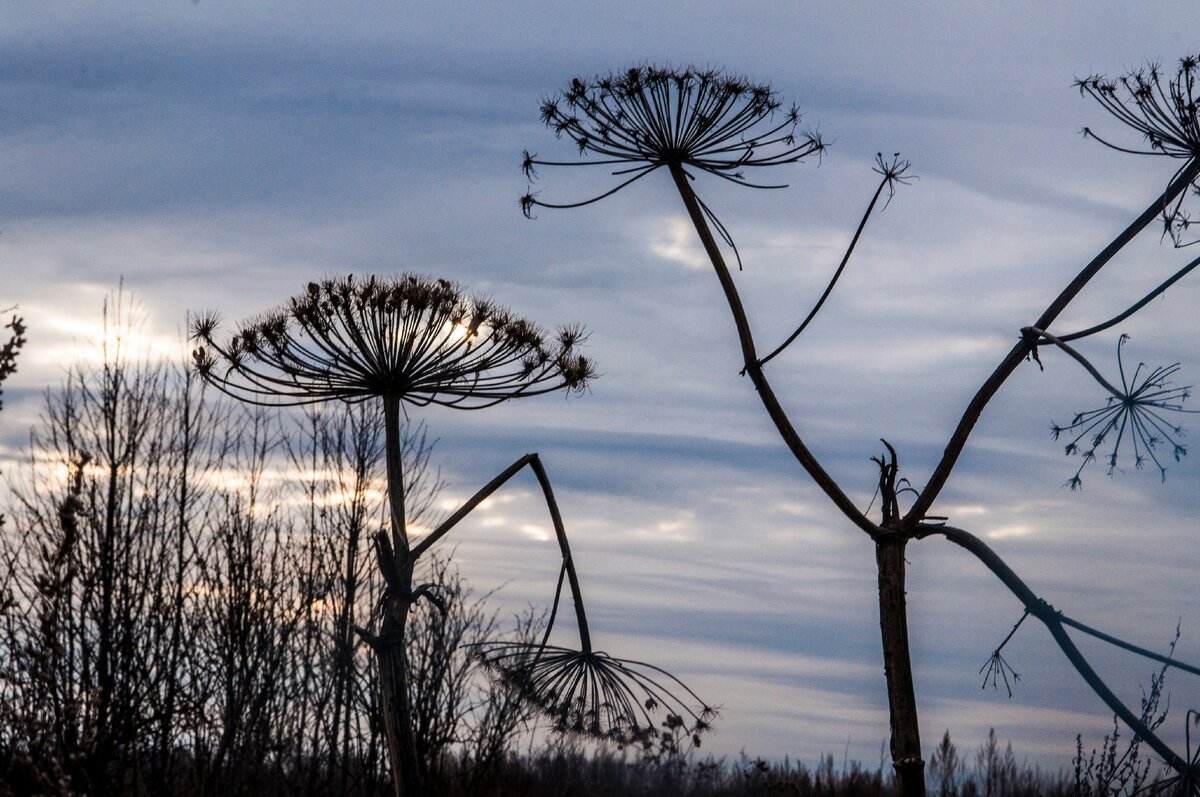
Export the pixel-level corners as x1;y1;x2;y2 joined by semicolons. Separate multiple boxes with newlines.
920;524;1189;774
378;614;424;797
666;163;878;539
412;452;593;651
378;393;423;797
383;395;409;557
876;536;926;797
667;163;924;792
906;158;1200;524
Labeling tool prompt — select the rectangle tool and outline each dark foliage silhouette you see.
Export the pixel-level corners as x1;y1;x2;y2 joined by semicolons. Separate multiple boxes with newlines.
0;294;544;795
0;309;24;413
0;307;25;531
0;305;1181;795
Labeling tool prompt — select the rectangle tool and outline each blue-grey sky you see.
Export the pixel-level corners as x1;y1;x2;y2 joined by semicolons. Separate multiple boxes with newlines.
3;0;1199;773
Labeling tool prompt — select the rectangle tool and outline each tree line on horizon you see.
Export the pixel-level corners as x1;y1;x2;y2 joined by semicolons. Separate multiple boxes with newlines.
0;303;538;795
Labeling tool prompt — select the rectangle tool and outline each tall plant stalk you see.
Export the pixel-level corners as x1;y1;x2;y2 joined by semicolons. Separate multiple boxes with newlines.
522;61;1200;796
667;159;924;793
192;273;712;795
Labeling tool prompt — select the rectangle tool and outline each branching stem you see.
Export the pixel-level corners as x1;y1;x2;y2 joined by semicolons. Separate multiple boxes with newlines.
917;523;1190;775
411;452;592;651
906;158;1200;525
1022;328;1126;399
667;163;879;539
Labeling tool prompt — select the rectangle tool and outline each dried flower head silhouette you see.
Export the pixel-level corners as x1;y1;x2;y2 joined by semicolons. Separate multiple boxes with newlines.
191;274;591;407
1041;333;1196;487
192;273;710;796
472;641;714;750
523;64;824;268
524;60;1200;796
523;65;821;203
1078;55;1200;246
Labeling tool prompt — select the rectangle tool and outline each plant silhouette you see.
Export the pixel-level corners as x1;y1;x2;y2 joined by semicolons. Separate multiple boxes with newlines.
192;273;712;796
0;308;24;413
523;60;1200;797
0;307;24;530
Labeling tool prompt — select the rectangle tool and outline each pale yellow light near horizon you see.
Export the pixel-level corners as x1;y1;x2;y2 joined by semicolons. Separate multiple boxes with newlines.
24;301;189;371
23;290;485;375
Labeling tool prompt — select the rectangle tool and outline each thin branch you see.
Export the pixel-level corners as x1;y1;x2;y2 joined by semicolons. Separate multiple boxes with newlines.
759;154;913;367
1057;253;1200;342
411;452;592;651
1056;613;1200;678
667;162;879;539
1023;328;1125;399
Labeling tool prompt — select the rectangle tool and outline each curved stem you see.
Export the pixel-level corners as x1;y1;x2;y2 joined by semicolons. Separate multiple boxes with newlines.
667;163;878;539
906;158;1200;525
759;173;890;367
528;455;592;652
1023;327;1125;399
1058;253;1200;342
917;524;1189;774
410;452;592;652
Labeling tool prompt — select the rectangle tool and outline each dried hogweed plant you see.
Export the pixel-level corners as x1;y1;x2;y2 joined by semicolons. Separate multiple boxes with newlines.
523;65;825;268
1078;55;1200;246
1040;333;1197;487
471;640;714;751
192;274;711;795
523;57;1200;797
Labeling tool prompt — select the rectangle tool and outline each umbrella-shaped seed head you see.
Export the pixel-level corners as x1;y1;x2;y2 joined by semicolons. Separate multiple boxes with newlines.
1051;335;1196;488
190;273;594;408
471;641;716;750
522;64;824;217
1078;54;1200;246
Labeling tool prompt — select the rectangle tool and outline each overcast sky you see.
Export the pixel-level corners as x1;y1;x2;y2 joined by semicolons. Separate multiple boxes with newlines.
3;0;1199;774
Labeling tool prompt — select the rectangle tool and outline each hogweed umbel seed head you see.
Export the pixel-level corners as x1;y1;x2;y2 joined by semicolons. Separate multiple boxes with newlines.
979;651;1021;699
521;64;824;218
190;274;594;408
1051;335;1196;488
1078;54;1200;246
471;640;715;750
